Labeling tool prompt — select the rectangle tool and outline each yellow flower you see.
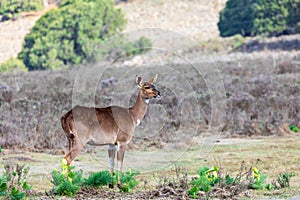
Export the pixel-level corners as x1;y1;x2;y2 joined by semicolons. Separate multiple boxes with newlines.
61;159;68;166
252;167;259;174
252;167;260;181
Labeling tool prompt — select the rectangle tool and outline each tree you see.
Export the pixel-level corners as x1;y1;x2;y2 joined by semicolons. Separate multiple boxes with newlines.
252;0;289;36
218;0;299;37
286;0;300;33
0;0;44;21
18;0;127;70
218;0;256;37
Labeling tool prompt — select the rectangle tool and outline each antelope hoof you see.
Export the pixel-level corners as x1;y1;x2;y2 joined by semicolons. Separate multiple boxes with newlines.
109;182;114;189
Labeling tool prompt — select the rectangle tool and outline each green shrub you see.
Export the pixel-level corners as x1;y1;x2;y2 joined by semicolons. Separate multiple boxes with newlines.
19;0;152;70
0;0;44;21
19;0;126;70
84;171;112;188
188;166;219;198
287;0;300;33
187;164;297;198
289;125;299;133
218;0;255;37
0;163;32;200
51;159;140;197
55;179;80;197
84;169;139;192
119;168;140;192
51;159;84;197
249;167;267;190
218;0;300;37
275;172;295;189
0;58;27;73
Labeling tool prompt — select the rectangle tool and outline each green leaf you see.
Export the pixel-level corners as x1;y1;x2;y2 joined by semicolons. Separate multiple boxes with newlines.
0;182;8;192
188;185;199;199
225;174;235;185
10;187;25;200
22;181;32;190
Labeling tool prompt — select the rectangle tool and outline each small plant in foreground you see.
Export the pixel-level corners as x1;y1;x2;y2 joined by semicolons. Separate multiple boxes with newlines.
84;169;139;192
84;170;112;188
272;172;296;189
0;163;31;200
249;167;267;190
289;125;299;133
51;159;140;197
51;159;84;197
118;168;140;192
188;162;296;199
188;166;219;198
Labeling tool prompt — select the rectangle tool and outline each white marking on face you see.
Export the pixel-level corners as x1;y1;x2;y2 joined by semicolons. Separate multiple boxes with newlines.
144;99;149;104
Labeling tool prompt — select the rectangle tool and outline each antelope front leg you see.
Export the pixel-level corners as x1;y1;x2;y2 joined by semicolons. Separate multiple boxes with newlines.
117;143;126;188
64;137;83;165
108;144;117;188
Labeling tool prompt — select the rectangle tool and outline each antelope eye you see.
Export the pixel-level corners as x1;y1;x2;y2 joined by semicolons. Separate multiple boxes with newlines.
144;86;150;89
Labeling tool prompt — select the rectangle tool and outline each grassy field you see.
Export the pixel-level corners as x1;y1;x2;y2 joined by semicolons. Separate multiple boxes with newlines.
1;134;299;199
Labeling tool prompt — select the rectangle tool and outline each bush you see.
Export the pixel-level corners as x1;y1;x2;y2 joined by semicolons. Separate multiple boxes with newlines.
50;159;140;197
0;163;32;200
18;0;126;70
51;159;84;197
18;0;150;71
253;0;289;36
188;166;219;198
0;0;44;21
188;164;296;199
84;171;112;188
218;0;255;37
0;58;27;73
287;0;300;33
218;0;300;37
119;168;140;192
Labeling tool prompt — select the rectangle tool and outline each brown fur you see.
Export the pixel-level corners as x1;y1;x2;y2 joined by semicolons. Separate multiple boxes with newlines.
61;75;161;187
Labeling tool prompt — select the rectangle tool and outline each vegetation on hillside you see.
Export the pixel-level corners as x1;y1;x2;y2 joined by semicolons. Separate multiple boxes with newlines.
0;58;27;73
218;0;300;37
0;0;44;21
18;0;151;71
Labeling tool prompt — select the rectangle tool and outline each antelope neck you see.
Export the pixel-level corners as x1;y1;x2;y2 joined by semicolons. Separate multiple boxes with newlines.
129;90;148;126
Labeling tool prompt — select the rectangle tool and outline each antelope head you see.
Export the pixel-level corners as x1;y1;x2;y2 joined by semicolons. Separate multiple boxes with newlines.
136;74;162;100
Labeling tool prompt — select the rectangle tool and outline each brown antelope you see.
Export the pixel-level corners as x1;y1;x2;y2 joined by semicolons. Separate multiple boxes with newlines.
61;75;161;188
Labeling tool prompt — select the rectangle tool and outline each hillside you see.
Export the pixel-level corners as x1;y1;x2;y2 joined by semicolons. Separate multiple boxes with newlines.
0;0;227;64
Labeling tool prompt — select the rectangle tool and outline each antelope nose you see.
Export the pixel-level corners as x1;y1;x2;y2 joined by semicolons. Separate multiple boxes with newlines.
157;91;162;98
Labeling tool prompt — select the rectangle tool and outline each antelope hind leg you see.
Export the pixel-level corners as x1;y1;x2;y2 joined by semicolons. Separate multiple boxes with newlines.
108;144;117;188
117;143;126;188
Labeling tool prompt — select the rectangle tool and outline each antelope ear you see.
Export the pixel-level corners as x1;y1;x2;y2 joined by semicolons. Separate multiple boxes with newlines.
149;74;158;83
136;75;143;88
